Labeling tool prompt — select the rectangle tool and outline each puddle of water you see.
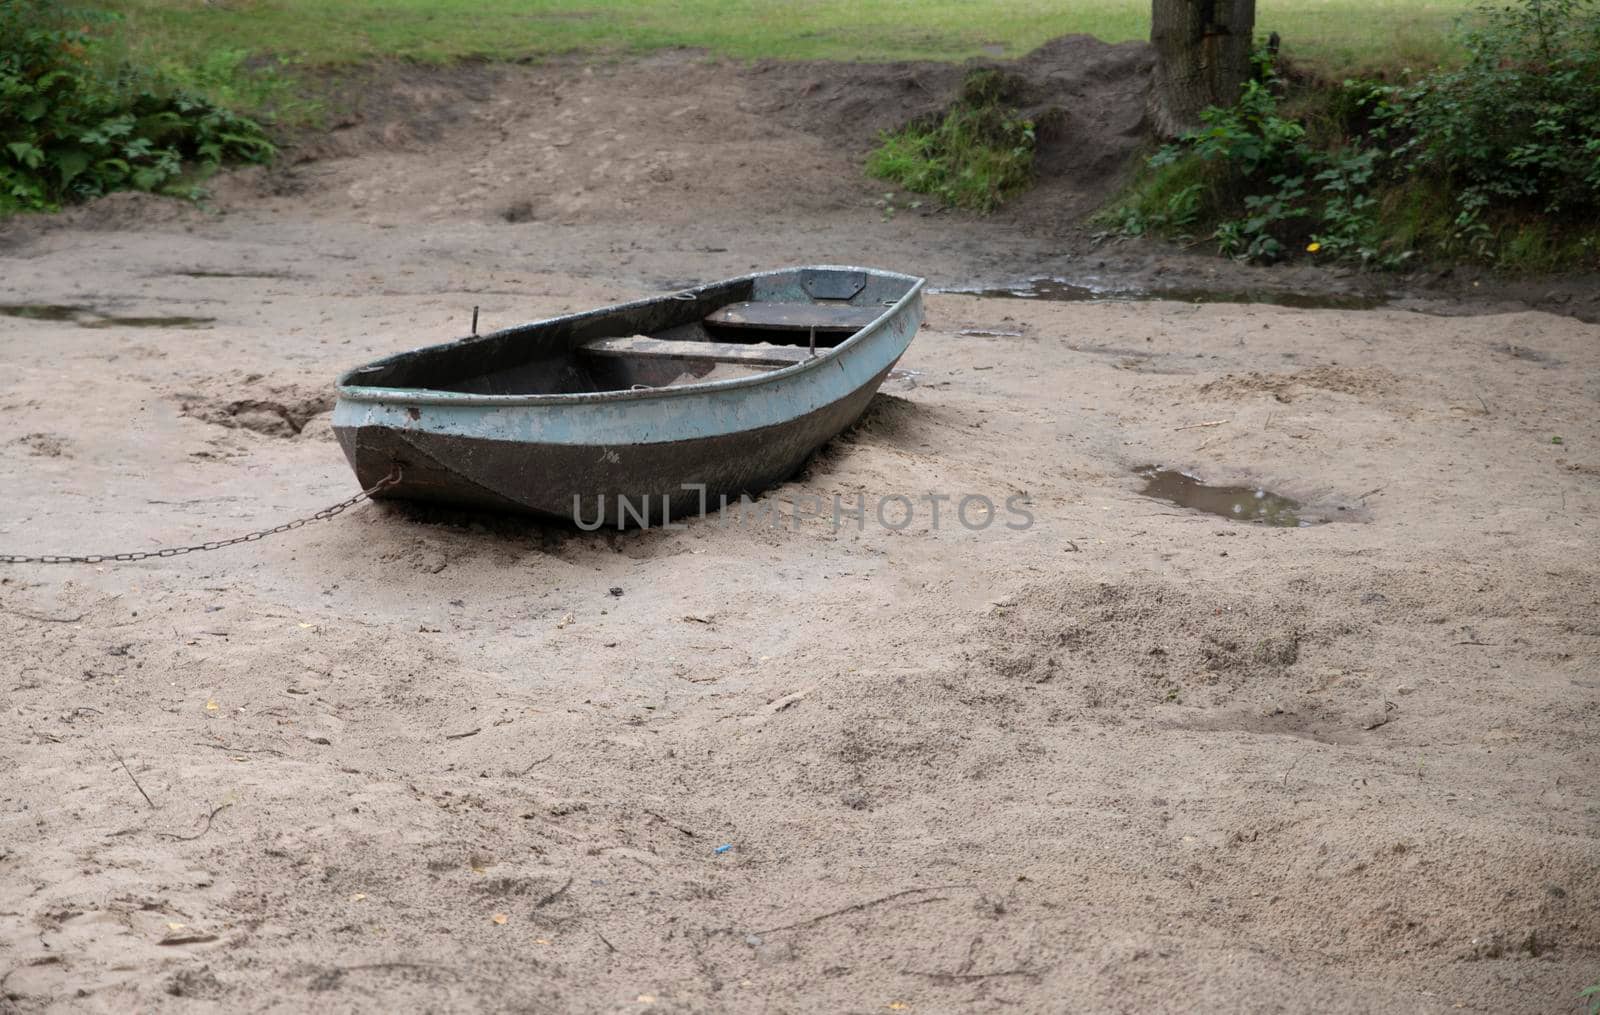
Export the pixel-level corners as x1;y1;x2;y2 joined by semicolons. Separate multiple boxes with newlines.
173;270;291;279
937;278;1388;312
80;315;215;329
1136;466;1315;527
0;303;88;322
0;304;213;328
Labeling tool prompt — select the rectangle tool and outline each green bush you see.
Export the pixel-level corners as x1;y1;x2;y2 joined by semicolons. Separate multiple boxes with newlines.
1121;66;1400;266
1396;0;1600;252
1102;0;1600;268
1;0;275;214
866;70;1036;213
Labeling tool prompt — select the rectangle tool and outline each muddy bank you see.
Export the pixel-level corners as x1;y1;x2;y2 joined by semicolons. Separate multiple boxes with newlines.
5;42;1598;319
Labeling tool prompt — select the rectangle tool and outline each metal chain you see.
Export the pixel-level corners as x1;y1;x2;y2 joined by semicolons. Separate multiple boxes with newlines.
1;468;402;565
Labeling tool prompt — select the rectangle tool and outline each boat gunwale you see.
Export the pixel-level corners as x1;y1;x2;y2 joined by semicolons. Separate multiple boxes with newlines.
334;265;925;408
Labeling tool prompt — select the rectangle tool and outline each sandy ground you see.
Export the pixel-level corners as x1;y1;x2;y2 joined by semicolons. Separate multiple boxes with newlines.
2;51;1598;1013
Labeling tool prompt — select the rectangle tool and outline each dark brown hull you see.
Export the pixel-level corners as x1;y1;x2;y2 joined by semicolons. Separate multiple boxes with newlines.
335;363;895;527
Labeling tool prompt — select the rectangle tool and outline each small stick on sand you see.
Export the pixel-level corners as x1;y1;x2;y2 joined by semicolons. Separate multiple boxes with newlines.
1174;419;1230;431
517;752;556;775
191;741;284;757
903;968;1041;983
534;876;574;910
158;802;232;842
756;884;975;935
111;747;155;809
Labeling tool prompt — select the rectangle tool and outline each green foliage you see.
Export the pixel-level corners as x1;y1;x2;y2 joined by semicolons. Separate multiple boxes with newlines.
1095;156;1220;240
1393;0;1600;252
1122;65;1403;266
866;70;1036;213
1103;0;1600;269
0;0;275;214
157;46;316;125
1176;77;1308;176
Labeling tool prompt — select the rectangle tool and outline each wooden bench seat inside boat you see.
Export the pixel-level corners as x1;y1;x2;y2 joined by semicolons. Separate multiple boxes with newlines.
579;335;816;368
703;301;881;332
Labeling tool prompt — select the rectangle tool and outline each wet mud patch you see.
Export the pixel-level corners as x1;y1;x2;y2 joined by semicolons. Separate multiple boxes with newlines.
176;380;335;438
974;578;1359;709
167;269;302;280
0;303;80;322
0;303;213;329
939;277;1389;311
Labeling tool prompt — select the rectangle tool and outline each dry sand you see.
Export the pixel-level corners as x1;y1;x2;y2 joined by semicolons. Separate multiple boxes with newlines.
2;50;1597;1013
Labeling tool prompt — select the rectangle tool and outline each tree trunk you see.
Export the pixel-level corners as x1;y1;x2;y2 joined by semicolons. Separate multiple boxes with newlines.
1148;0;1257;137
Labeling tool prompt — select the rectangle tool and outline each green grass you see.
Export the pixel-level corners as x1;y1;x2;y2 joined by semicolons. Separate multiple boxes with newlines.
104;0;1475;74
866;70;1038;212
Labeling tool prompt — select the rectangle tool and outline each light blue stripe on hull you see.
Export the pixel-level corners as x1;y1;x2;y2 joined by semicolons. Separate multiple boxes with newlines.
331;298;921;448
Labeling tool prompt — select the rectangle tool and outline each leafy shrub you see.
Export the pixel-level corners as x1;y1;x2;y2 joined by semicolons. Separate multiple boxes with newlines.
1181;77;1307;176
1103;0;1600;268
1132;64;1399;265
866;69;1036;213
1394;0;1600;251
1;0;275;214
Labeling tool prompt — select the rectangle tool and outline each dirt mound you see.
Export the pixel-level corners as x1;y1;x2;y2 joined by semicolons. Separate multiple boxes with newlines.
41;189;215;233
753;35;1154;221
975;576;1355;710
1198;366;1402;402
5;42;1598;324
176;378;336;438
744;60;966;149
289;62;508;162
183;38;1152;230
1010;37;1155;214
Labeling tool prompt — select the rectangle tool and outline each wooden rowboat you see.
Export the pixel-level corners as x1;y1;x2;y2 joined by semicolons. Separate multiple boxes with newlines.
333;266;925;526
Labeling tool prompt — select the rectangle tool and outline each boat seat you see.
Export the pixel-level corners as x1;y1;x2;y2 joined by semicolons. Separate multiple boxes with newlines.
578;335;816;367
703;301;880;332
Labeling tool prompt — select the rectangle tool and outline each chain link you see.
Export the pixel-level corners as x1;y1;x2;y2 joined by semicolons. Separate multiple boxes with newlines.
1;468;402;565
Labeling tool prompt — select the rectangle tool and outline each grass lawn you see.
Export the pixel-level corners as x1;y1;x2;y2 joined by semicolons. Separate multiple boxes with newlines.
107;0;1476;76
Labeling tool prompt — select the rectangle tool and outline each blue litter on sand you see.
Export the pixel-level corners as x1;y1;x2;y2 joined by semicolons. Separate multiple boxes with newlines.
714;844;733;855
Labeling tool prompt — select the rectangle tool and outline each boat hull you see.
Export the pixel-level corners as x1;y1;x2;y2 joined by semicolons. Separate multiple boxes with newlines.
332;266;923;527
335;362;896;526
